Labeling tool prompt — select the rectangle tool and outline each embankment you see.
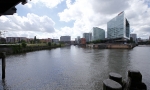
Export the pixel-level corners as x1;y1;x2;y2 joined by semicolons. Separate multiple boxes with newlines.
86;44;135;49
0;44;61;55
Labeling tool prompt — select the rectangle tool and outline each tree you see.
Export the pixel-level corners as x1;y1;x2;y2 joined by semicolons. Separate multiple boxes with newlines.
34;36;36;43
21;42;27;48
48;42;51;46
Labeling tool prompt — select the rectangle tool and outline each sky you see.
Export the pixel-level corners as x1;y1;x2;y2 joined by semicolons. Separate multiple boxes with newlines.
0;0;150;40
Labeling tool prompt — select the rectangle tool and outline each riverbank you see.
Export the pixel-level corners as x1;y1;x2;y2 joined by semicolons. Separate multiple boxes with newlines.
0;44;61;55
86;43;136;49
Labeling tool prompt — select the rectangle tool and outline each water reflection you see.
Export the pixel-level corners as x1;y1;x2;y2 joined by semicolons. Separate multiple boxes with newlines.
0;46;149;89
0;79;10;90
107;49;131;78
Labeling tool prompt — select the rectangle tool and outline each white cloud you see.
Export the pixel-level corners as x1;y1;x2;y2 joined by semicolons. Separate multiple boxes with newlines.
0;13;55;38
1;0;150;40
25;3;32;8
58;0;150;39
31;0;64;8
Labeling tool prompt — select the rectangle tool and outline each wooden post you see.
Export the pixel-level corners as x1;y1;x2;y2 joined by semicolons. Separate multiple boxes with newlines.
0;52;6;79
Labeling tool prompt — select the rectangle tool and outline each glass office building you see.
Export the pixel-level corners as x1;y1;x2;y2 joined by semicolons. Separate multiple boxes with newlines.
92;27;105;41
107;11;130;39
83;33;92;42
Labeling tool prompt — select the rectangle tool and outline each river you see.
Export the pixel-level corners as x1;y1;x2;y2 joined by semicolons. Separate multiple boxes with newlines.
0;45;150;90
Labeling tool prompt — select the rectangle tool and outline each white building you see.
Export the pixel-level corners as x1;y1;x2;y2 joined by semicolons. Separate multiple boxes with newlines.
60;36;71;42
83;33;92;42
6;37;27;43
92;27;105;41
107;11;130;40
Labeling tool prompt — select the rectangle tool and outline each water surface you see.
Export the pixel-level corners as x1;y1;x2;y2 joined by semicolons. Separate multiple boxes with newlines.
0;45;150;90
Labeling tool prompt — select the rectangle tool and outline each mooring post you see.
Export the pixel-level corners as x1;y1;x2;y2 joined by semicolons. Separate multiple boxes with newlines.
0;52;6;79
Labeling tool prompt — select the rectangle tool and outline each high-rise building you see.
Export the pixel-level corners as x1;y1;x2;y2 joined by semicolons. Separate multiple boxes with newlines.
92;27;105;41
75;36;81;44
107;11;130;40
130;34;137;43
60;36;71;42
83;33;92;42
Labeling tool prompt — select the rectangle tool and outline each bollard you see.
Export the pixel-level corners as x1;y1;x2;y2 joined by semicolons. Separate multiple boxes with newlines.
103;79;122;90
128;70;142;86
0;52;6;79
109;72;122;85
127;70;147;90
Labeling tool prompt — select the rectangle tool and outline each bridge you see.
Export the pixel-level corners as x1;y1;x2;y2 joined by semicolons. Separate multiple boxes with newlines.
0;0;30;16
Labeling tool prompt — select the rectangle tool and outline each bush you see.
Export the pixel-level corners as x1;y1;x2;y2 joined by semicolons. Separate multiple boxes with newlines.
48;42;51;46
22;42;27;48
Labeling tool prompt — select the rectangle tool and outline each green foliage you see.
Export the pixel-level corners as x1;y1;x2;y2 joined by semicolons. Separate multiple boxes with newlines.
54;43;57;46
34;36;36;43
12;45;22;54
22;42;27;48
48;42;51;46
92;39;101;44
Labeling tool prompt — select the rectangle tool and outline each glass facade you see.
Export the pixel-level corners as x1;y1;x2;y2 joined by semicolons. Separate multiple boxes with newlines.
83;33;92;42
92;27;105;41
107;12;130;39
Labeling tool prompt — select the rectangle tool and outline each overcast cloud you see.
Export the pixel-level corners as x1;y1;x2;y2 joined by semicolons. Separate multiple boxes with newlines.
0;0;150;39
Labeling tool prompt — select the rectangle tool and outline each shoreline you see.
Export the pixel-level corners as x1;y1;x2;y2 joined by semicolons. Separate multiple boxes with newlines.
0;44;61;55
86;43;136;49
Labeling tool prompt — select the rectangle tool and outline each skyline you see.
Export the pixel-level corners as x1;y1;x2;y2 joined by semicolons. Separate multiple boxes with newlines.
0;0;150;40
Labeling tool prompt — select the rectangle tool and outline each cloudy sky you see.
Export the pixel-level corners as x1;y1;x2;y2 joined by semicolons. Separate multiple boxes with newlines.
0;0;150;40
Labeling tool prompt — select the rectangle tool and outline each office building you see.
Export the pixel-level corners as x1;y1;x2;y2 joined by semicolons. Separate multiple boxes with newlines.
130;34;137;43
52;39;59;44
60;36;71;42
92;27;105;41
107;11;130;40
75;36;81;44
6;37;27;43
83;33;92;42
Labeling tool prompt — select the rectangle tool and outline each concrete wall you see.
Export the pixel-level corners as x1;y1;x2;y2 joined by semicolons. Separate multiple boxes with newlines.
86;44;134;49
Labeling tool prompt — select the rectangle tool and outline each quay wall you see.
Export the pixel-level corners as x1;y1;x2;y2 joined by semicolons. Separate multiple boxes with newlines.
86;44;134;49
0;45;61;55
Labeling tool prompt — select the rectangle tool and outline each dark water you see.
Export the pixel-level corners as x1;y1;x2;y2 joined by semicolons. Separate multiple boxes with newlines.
0;45;150;90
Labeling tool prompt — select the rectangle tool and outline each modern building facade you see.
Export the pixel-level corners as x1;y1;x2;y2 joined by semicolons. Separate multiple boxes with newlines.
107;11;130;40
75;36;81;44
92;27;105;41
130;34;137;43
52;39;59;44
60;36;71;42
6;37;27;43
83;33;92;42
60;36;71;45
